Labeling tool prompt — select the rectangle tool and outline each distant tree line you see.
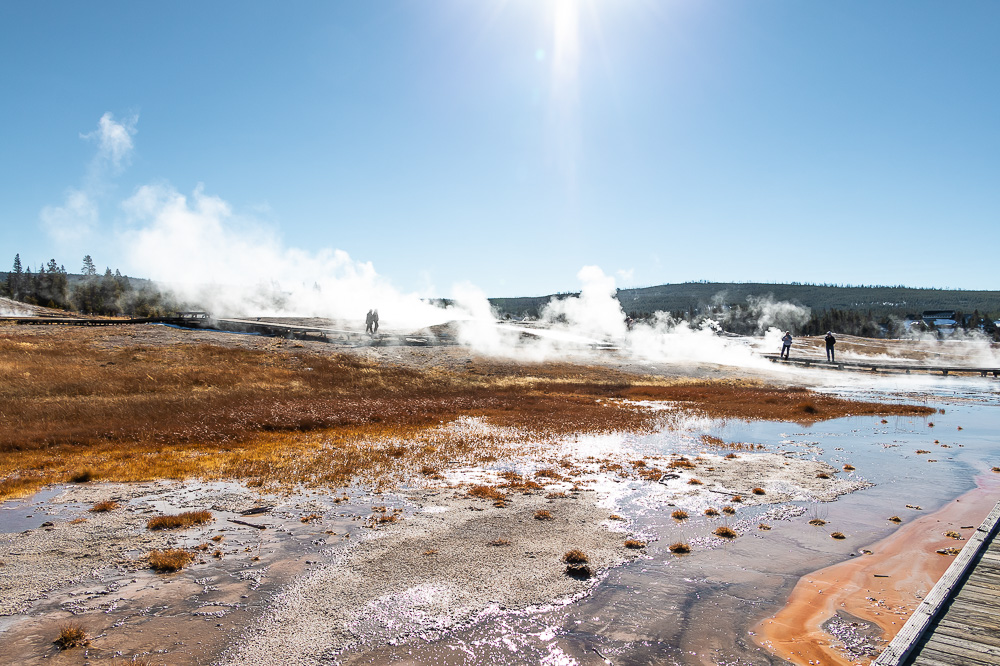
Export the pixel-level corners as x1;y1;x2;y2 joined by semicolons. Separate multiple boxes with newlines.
2;253;181;317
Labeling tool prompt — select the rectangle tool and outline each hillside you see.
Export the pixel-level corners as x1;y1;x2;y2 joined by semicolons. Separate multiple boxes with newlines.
491;283;1000;320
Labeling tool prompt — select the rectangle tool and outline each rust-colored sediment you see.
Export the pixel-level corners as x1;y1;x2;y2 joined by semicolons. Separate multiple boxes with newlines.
755;473;1000;666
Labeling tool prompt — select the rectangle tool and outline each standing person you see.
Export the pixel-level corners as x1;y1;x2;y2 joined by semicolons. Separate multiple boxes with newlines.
780;331;793;359
825;331;837;362
372;309;379;335
365;309;374;335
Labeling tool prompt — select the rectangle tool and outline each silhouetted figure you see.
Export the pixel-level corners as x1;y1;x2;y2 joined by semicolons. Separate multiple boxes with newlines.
780;331;792;359
365;309;374;335
825;331;836;362
625;316;634;331
372;309;379;334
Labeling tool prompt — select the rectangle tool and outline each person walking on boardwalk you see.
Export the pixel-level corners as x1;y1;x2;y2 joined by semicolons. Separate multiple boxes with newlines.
365;309;374;335
825;331;837;362
780;331;793;359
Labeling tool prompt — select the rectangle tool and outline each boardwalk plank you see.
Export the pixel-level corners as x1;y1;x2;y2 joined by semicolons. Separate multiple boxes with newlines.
913;643;998;666
934;619;1000;648
920;633;1000;661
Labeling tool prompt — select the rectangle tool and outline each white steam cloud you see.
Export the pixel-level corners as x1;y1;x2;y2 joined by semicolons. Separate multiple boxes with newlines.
40;112;138;245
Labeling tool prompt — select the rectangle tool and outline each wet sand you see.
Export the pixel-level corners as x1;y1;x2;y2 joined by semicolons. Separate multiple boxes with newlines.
754;472;1000;665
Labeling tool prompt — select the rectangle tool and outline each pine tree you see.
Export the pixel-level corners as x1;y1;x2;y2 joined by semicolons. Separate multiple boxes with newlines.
82;255;97;276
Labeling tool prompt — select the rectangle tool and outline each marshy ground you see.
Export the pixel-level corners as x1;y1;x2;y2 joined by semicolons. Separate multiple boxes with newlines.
2;322;986;665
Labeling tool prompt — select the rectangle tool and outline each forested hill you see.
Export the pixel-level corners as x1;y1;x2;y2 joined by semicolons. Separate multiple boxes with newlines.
490;283;1000;320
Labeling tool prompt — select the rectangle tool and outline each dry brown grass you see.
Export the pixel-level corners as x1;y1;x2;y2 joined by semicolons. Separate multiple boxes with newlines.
704;508;720;517
668;542;691;554
623;539;646;549
90;500;119;512
945;531;963;539
752;487;765;495
488;539;511;547
843;464;856;471
146;510;212;530
758;523;772;530
0;328;936;499
148;548;194;572
816;473;831;479
830;532;846;539
713;526;737;539
808;518;826;526
563;549;588;564
534;510;554;521
687;478;703;485
671;510;688;520
889;516;902;523
722;506;736;515
54;623;88;650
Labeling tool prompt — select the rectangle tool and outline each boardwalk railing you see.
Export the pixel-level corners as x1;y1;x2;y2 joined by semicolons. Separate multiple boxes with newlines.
762;354;1000;377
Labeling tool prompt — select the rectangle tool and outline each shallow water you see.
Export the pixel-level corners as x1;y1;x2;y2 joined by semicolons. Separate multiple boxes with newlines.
358;377;1000;665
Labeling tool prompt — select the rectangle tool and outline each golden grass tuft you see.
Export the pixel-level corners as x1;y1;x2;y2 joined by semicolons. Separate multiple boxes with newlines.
889;516;902;523
713;526;737;539
563;549;589;564
90;500;119;512
816;473;831;479
300;513;321;523
487;539;511;547
830;532;846;539
808;518;826;526
731;495;743;503
937;547;961;556
843;464;855;471
146;510;213;530
534;510;554;521
608;514;624;521
69;469;94;483
704;508;720;517
148;548;194;573
671;510;688;520
722;506;736;515
916;449;930;454
724;452;738;460
668;542;691;554
54;623;88;650
687;478;703;485
624;539;646;549
992;467;1000;473
944;531;963;539
758;523;771;531
468;485;507;503
751;487;765;495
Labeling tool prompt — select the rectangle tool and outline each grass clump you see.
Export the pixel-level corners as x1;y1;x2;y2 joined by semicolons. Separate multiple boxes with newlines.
90;500;119;512
843;464;855;471
704;508;720;517
808;518;826;526
889;516;902;523
69;469;94;483
54;623;89;650
687;478;703;486
713;526;737;539
816;472;831;479
937;547;961;556
671;510;688;520
487;539;511;547
608;514;624;521
722;506;736;515
534;510;554;521
468;485;507;505
563;549;589;564
731;495;743;503
146;510;213;530
830;532;846;539
149;548;194;573
668;542;691;554
944;530;963;539
752;487;765;495
624;539;646;549
758;523;772;531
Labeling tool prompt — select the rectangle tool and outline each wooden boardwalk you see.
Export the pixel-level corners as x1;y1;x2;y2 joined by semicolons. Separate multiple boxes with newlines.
874;500;1000;665
762;354;1000;377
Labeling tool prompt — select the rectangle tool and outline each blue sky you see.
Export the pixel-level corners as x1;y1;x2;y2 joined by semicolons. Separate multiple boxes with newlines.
2;1;998;298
